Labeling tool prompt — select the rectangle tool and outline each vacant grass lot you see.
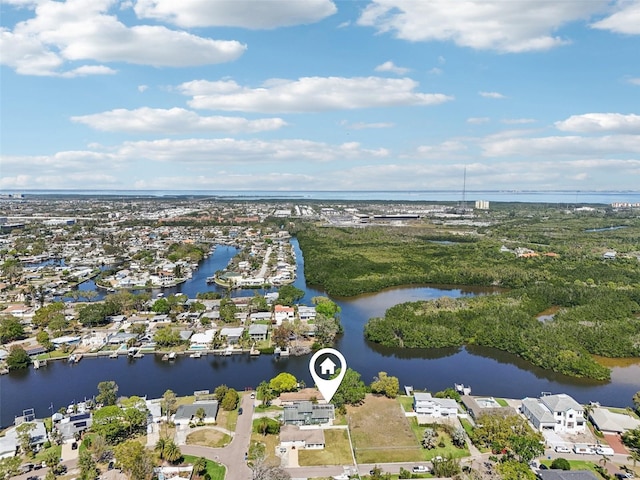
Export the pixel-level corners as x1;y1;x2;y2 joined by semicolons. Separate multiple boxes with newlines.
348;394;423;464
250;432;280;466
298;429;352;466
398;395;415;412
186;428;231;448
410;418;470;460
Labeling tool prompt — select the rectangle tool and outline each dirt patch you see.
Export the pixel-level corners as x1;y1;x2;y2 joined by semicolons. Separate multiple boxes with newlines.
186;428;231;448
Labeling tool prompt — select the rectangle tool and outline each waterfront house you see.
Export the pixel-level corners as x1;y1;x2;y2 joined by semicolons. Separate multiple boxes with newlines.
413;392;459;417
279;425;325;450
297;306;317;321
588;407;640;434
461;395;516;421
279;389;325;405
0;420;47;459
173;400;218;426
56;412;92;440
521;393;585;433
283;401;334;426
219;327;244;345
248;324;268;342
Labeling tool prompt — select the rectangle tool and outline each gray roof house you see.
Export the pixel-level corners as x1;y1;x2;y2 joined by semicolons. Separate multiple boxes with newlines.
283;401;335;426
220;327;244;344
522;393;585;434
57;412;93;440
589;407;640;434
279;425;325;450
537;470;599;480
174;400;219;426
248;324;268;341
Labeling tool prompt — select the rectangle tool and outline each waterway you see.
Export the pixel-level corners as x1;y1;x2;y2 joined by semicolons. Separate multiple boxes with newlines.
2;240;639;427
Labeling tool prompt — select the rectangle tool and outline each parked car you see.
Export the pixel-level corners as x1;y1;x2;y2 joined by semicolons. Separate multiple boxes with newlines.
555;445;571;453
595;446;614;455
238;407;243;415
412;465;429;473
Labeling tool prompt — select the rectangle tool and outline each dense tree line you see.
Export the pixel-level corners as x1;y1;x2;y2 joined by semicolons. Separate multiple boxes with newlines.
364;284;640;380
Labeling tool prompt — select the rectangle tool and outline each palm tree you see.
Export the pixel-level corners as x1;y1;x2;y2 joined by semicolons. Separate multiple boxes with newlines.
192;457;207;477
163;440;182;464
195;407;206;423
628;450;640;469
599;454;610;470
154;437;168;460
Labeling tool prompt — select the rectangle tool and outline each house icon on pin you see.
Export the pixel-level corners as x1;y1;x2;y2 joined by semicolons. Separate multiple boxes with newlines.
319;357;337;376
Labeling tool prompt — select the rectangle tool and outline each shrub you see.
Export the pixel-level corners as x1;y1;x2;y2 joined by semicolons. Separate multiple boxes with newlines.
551;458;570;470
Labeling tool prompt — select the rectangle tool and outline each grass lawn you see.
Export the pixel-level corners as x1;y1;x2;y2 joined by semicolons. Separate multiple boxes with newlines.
398;395;415;412
34;444;61;464
186;428;231;448
250;433;280;466
495;398;509;407
182;454;225;480
298;429;353;466
540;459;602;474
409;418;470;460
348;394;423;464
217;407;239;432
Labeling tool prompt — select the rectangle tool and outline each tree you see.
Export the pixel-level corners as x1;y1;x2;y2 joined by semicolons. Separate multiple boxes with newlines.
33;302;66;329
248;448;291;480
36;330;53;351
221;389;240;411
16;422;36;457
551;458;571;470
0;315;25;343
277;285;304;306
214;384;230;401
422;428;437;449
195;407;206;423
78;448;99;480
114;440;154;480
331;368;367;408
257;381;274;407
192;457;207;477
1;258;22;285
89;434;109;463
312;296;341;318
497;460;535;480
627;450;640;469
269;372;297;393
510;435;545;463
154;326;183;347
162;389;177;418
96;380;119;406
431;455;461;478
219;297;238;323
313;314;339;347
163;440;182;464
370;371;399;398
155;437;168;460
452;427;467;448
48;314;69;336
271;324;292;349
6;345;30;370
0;456;21;479
633;391;640;413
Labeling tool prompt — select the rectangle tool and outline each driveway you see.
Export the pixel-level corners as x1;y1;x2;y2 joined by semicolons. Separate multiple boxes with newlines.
181;392;254;480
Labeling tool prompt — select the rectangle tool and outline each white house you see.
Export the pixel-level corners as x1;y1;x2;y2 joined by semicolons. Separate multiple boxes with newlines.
219;327;244;345
279;425;325;450
413;392;459;417
274;305;295;325
297;306;317;321
521;393;585;433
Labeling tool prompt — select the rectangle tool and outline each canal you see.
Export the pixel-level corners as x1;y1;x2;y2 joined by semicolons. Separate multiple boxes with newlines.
1;240;639;426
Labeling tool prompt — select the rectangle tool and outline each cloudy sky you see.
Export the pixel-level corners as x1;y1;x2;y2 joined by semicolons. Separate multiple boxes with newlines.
1;0;639;192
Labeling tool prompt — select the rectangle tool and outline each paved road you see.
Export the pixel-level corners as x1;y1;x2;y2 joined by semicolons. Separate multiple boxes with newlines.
182;393;255;480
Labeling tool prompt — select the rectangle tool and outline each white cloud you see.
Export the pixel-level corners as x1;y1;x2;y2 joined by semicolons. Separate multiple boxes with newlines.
133;0;337;29
591;1;640;34
483;134;640;157
428;67;443;75
138;85;148;93
179;76;453;113
60;65;117;78
0;0;247;76
415;140;468;159
357;0;606;52
479;91;506;99
467;117;490;124
341;121;395;130
556;113;640;133
71;107;288;134
629;77;640;85
501;118;536;125
375;60;411;75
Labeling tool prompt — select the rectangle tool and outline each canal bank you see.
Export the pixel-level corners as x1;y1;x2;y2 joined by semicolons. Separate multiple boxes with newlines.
1;239;639;427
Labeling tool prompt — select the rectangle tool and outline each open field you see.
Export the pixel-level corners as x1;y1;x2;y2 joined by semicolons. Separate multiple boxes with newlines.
182;454;225;480
347;394;423;464
409;418;470;460
298;429;353;466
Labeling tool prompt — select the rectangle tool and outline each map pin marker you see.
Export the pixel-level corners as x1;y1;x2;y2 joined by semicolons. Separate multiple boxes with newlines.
309;348;347;403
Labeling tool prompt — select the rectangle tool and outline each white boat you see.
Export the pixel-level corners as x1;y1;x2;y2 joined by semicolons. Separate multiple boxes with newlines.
189;352;201;358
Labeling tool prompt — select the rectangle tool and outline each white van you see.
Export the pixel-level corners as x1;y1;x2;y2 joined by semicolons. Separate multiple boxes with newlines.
555;445;571;453
596;446;614;455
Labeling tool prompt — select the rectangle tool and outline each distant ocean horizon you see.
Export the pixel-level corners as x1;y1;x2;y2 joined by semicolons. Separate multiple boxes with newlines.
3;189;640;204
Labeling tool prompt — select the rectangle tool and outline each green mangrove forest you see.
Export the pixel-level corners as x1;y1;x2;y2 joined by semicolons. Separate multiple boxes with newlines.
297;206;640;380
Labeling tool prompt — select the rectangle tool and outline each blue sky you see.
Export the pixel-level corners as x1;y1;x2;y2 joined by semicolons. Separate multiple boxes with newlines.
1;0;639;192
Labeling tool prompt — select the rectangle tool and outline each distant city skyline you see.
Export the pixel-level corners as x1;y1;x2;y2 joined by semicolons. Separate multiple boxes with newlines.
1;0;639;191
